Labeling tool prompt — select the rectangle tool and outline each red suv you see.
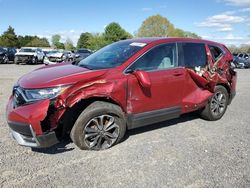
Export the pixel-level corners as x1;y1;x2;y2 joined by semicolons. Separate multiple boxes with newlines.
6;38;237;150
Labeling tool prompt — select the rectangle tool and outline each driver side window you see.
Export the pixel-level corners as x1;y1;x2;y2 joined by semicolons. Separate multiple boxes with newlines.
129;43;177;72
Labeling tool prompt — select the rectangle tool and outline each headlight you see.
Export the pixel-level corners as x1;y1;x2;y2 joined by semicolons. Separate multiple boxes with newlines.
23;86;68;102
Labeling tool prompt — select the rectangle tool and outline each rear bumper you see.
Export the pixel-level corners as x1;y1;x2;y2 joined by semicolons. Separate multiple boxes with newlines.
8;121;59;148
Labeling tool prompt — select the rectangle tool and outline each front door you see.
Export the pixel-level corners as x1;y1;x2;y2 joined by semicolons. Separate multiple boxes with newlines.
126;43;185;128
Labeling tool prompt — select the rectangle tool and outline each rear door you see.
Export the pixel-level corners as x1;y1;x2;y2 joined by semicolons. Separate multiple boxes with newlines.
177;42;213;112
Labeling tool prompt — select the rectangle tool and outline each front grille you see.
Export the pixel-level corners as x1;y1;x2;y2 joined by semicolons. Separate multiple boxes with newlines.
16;55;32;61
13;87;26;108
49;57;62;62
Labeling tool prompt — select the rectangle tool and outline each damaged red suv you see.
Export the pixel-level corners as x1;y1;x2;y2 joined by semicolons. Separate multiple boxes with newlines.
6;38;237;150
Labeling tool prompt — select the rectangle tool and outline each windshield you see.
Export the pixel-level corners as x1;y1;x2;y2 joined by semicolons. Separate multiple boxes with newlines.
20;48;36;53
47;50;59;54
78;41;146;70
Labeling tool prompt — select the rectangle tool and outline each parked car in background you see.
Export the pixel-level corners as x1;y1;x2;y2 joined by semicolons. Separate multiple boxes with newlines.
233;53;250;68
44;50;74;65
64;51;76;61
6;38;237;150
243;53;249;60
75;48;92;60
15;47;45;64
42;48;55;56
0;47;16;64
233;55;245;68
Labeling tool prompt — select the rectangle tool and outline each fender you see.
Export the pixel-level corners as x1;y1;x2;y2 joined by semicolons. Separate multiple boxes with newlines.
44;78;128;130
56;78;128;112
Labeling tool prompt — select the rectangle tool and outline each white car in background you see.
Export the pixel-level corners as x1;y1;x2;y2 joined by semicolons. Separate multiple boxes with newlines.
14;47;45;64
43;50;74;65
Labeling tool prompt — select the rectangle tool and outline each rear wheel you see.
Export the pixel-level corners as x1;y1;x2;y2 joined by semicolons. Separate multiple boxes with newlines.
200;85;229;121
70;101;126;150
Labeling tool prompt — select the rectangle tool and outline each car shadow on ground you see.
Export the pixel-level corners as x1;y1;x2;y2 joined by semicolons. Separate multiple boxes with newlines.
32;112;200;154
123;112;200;141
32;137;74;154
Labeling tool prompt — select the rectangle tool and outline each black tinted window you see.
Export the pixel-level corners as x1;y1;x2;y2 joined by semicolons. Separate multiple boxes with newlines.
129;43;177;71
209;45;224;61
179;43;207;68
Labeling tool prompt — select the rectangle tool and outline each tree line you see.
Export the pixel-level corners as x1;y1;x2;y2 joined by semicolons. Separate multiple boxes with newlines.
0;14;202;51
228;44;250;54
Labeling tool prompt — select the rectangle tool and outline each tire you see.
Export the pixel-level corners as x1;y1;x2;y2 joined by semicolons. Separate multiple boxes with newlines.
4;55;9;64
200;85;229;121
70;101;126;150
32;56;38;64
14;58;19;65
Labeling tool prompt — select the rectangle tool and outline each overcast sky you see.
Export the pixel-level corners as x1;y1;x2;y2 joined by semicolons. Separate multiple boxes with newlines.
0;0;250;46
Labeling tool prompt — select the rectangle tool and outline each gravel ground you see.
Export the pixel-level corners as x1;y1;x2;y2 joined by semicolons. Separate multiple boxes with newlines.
0;64;250;188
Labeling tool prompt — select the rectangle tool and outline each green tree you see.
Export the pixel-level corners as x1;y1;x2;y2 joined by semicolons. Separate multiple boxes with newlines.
0;26;20;47
18;35;34;47
104;22;131;42
51;34;60;46
183;31;201;39
77;32;92;49
26;37;50;47
172;28;186;37
64;38;75;50
137;15;175;37
56;42;65;49
51;34;64;49
88;33;110;50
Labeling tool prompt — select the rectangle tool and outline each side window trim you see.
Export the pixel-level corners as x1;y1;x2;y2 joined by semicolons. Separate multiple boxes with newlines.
124;42;178;74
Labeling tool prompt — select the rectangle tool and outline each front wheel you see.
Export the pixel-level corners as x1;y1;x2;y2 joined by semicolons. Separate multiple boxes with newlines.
4;55;9;63
199;85;229;121
70;101;126;150
32;56;38;64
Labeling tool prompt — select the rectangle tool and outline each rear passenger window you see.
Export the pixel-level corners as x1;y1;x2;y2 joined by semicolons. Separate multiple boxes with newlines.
209;45;224;61
178;43;207;68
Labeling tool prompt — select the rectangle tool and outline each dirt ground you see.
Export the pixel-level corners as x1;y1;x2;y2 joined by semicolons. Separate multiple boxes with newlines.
0;64;250;188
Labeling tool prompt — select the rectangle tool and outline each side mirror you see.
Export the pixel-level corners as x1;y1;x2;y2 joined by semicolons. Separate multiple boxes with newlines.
133;70;151;89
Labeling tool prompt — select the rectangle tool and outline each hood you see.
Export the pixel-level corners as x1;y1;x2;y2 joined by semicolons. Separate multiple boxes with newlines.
16;52;36;56
18;63;108;89
47;52;63;58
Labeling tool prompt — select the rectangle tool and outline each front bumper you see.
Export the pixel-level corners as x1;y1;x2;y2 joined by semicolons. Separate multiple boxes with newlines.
15;55;33;64
44;57;64;65
6;96;59;148
9;122;58;148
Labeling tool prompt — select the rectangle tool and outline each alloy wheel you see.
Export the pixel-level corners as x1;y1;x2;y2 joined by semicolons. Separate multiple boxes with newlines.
210;91;227;117
84;115;119;150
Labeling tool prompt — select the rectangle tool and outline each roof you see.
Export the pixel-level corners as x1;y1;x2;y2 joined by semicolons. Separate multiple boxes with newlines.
124;37;224;46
